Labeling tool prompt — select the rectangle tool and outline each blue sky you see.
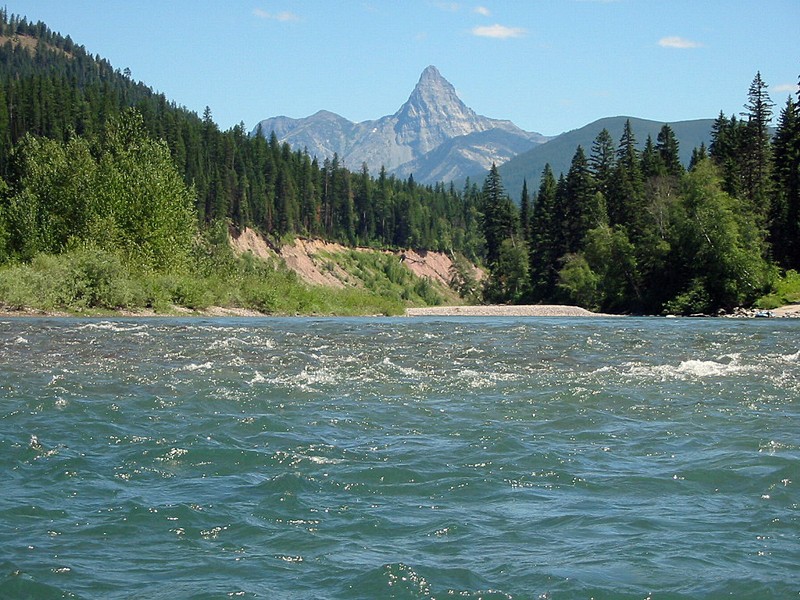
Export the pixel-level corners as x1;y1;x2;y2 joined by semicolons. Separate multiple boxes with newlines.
9;1;800;136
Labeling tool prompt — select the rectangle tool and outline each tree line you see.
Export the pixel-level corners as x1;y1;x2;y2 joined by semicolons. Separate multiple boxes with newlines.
479;71;800;314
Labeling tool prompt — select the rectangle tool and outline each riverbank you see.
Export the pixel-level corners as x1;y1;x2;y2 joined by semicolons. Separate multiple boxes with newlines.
406;304;800;318
0;304;274;318
405;305;614;317
2;302;799;319
0;302;613;318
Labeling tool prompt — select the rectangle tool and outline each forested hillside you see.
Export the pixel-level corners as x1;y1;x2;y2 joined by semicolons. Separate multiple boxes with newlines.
479;72;800;314
0;11;484;260
495;116;716;201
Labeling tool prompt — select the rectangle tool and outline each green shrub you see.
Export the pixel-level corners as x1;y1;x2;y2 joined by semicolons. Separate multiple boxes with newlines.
664;279;713;315
0;247;139;310
413;277;442;306
755;269;800;309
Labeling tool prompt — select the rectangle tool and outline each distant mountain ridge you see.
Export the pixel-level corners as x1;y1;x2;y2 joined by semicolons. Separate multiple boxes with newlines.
253;66;550;182
494;116;716;200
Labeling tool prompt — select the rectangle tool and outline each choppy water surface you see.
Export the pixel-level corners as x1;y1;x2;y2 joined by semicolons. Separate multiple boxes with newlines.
1;316;798;599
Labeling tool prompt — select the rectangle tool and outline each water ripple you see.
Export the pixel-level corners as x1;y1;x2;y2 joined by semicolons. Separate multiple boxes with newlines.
1;317;798;599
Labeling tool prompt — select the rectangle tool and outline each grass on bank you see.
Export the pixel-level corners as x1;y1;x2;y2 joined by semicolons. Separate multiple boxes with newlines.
317;249;446;307
0;234;410;316
754;269;800;310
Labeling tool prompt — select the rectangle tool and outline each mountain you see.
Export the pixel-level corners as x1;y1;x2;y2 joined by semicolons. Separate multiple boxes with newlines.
492;116;716;200
253;66;550;183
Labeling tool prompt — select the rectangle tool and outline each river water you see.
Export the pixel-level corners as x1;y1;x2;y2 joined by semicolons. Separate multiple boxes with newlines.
1;316;798;599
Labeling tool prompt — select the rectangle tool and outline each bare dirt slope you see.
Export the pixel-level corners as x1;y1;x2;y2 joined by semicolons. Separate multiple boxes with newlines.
228;227;276;260
279;239;351;288
400;249;461;288
229;227;480;291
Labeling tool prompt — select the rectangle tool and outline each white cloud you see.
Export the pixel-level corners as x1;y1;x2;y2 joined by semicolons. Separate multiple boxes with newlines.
253;8;300;22
658;36;702;49
435;2;461;11
773;83;799;93
474;6;491;16
472;24;526;39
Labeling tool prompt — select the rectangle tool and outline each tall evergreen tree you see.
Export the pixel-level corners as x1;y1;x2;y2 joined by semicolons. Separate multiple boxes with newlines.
689;143;708;171
656;124;683;177
608;120;645;239
561;146;600;254
740;71;775;217
589;128;616;199
640;135;661;179
709;111;745;197
353;163;375;243
480;163;516;267
528;164;560;300
770;91;800;268
519;179;530;242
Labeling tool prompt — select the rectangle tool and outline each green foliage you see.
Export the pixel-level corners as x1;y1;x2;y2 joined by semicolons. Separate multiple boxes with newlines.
770;95;800;270
556;254;600;311
484;238;528;303
528;164;561;301
668;160;773;312
0;239;408;316
0;17;795;317
315;249;445;307
663;278;713;315
0;13;482;261
94;111;196;271
449;253;481;302
413;277;442;306
755;270;800;309
0;179;8;262
480;164;518;267
583;225;639;312
4;135;96;259
0;247;140;310
4;110;195;271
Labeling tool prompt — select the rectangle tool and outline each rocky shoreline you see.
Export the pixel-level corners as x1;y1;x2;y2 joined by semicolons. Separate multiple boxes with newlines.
720;305;800;318
405;305;614;317
406;304;800;318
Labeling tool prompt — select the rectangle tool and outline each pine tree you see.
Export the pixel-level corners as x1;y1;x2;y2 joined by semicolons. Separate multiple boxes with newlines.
528;164;560;301
608;120;645;239
656;124;683;177
562;145;597;254
640;135;661;179
589;128;616;198
353;163;375;243
374;166;393;244
519;179;530;242
689;143;708;171
480;163;516;267
709;111;745;197
740;71;774;217
770;91;800;268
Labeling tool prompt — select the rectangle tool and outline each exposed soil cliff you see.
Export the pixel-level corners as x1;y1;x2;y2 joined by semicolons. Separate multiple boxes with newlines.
228;227;481;295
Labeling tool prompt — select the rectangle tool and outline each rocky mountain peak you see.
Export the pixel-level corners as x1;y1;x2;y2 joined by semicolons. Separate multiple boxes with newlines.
253;66;548;183
407;65;465;109
394;66;484;155
395;65;475;120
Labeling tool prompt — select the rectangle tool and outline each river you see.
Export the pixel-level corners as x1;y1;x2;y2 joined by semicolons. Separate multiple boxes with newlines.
1;316;798;599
